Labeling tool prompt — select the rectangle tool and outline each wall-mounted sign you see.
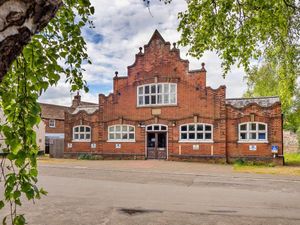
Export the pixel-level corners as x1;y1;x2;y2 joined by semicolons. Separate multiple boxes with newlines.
91;143;96;148
193;144;199;150
249;145;257;151
67;143;72;148
271;145;279;153
115;143;121;149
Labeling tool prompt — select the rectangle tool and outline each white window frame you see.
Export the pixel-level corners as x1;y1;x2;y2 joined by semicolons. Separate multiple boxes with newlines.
238;122;268;143
146;124;168;132
107;125;135;142
49;119;56;128
72;125;91;142
179;123;213;143
137;83;177;107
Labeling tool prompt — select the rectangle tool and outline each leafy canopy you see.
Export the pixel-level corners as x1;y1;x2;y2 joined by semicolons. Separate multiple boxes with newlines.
0;0;94;224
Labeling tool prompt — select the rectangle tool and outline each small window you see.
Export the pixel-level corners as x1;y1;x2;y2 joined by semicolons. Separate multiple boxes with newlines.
238;122;267;142
180;123;213;142
73;125;91;141
108;125;135;141
49;119;56;128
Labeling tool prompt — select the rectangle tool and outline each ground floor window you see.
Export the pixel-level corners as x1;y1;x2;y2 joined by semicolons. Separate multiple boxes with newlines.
73;125;91;141
180;123;213;142
239;122;267;142
108;125;135;141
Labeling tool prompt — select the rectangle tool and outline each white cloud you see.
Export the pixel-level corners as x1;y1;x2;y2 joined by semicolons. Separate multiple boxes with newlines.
39;0;247;106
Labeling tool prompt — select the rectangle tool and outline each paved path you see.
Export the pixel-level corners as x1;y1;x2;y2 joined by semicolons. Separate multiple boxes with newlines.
1;160;300;225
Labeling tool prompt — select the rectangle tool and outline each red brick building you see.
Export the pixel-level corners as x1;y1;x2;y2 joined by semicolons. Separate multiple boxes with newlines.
64;30;284;164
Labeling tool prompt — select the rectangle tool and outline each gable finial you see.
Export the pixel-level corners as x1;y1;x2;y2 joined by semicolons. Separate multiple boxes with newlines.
114;71;118;77
139;47;143;53
200;62;206;72
173;42;176;49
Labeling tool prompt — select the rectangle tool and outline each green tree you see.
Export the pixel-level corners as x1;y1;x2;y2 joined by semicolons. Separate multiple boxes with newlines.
0;0;94;224
244;62;300;132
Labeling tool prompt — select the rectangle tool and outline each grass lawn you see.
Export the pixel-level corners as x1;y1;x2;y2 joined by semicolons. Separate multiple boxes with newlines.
233;153;300;176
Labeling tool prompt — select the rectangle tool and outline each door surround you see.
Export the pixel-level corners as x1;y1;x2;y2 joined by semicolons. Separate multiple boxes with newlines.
145;124;168;159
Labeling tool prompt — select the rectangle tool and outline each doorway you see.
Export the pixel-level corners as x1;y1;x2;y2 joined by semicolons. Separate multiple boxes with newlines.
146;124;167;159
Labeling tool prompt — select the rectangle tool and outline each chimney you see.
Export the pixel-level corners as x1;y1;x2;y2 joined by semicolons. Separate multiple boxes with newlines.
72;92;81;108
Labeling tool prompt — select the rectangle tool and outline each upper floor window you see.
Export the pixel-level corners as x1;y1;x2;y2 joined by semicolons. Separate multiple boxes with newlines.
137;83;177;106
180;123;213;142
73;125;91;141
108;125;135;142
49;119;55;128
238;122;267;142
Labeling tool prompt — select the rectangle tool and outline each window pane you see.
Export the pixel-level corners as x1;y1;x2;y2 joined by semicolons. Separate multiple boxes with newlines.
151;95;156;104
164;84;169;93
86;127;91;132
122;133;128;139
181;133;187;139
154;125;160;130
115;133;121;139
189;125;195;131
80;126;84;132
170;84;176;93
115;126;121;131
145;96;150;104
258;124;266;131
189;133;195;139
163;94;169;103
157;95;162;104
197;133;203;140
205;125;212;131
258;133;266;140
138;96;143;105
161;126;167;131
240;133;247;140
74;134;79;139
250;123;256;131
138;86;143;94
129;126;134;132
75;127;79;132
197;124;203;131
240;124;247;131
170;94;176;104
122;126;127;132
109;134;114;139
86;134;91;139
205;133;212;140
181;125;187;131
147;126;152;131
151;85;156;93
129;133;134;139
80;134;84;139
157;84;162;93
249;133;256;139
145;85;149;94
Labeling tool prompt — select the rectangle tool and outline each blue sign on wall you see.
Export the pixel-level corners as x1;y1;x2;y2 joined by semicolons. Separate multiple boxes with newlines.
271;145;279;153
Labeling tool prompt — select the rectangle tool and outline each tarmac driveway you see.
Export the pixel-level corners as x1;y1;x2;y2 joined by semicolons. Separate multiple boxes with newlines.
1;159;300;225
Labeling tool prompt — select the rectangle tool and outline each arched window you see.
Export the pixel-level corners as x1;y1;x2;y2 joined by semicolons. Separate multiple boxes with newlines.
108;125;135;142
179;123;213;142
73;125;91;141
238;122;268;142
137;83;177;106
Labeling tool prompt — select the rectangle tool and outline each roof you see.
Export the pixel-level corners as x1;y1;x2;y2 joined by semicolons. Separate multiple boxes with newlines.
71;105;98;115
225;96;280;108
79;101;98;106
39;103;70;120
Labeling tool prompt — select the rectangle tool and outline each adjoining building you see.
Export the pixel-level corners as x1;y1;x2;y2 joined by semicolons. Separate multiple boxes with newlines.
64;30;284;164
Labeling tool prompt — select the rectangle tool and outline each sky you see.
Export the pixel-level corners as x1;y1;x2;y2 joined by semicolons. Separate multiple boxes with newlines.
38;0;248;106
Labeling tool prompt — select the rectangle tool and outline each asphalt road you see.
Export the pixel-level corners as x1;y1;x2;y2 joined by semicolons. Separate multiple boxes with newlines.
1;160;300;225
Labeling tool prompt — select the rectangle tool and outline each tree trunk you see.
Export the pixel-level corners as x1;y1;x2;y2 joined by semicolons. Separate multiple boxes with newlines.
0;0;62;80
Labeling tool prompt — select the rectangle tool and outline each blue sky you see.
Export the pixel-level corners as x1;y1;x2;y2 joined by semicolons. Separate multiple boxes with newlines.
39;0;247;106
